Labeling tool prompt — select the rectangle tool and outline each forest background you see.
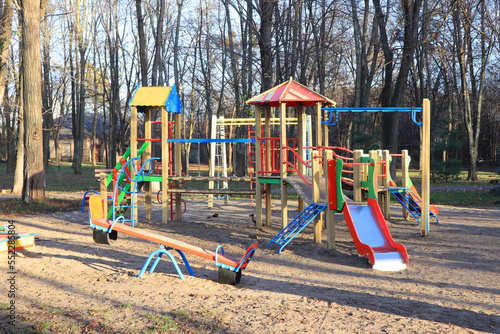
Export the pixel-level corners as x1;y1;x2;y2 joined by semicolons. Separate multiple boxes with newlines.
0;0;499;201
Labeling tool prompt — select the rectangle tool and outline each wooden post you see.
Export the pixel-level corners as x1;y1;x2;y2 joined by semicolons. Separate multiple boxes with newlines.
208;114;216;208
255;106;263;229
353;150;363;202
421;99;431;236
145;107;152;220
280;102;288;229
161;108;169;224
402;149;409;219
297;105;305;213
315;102;323;176
312;150;321;243
322;106;328;148
382;150;390;219
324;150;335;249
130;106;138;221
174;113;182;220
265;106;272;226
220;116;229;205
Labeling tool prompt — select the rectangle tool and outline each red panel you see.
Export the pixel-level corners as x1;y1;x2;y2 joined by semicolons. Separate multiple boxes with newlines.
328;159;337;211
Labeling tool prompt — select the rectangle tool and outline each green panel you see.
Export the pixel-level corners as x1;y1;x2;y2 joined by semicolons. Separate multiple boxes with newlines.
142;175;165;182
335;158;345;211
260;177;281;184
360;156;377;200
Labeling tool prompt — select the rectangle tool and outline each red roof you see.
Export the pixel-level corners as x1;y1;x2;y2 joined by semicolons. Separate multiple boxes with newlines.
246;78;335;108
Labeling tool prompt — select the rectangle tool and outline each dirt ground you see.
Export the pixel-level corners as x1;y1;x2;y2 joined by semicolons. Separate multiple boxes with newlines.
1;194;499;333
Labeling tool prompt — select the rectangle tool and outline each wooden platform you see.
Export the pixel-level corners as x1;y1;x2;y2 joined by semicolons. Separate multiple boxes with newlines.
169;176;253;182
166;188;255;195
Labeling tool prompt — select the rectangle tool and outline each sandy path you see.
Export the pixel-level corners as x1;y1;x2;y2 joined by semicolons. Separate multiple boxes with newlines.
0;197;499;333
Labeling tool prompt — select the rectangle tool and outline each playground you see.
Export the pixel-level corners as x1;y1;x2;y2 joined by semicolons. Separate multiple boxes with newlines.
0;196;498;333
1;81;499;332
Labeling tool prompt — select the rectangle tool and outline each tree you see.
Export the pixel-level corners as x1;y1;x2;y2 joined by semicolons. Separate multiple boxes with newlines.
373;0;422;155
41;13;53;170
135;0;148;86
22;0;46;201
0;0;14;106
258;0;277;92
452;0;491;181
70;0;89;175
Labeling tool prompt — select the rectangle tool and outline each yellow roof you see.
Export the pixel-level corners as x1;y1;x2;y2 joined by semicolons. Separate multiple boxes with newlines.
129;87;173;108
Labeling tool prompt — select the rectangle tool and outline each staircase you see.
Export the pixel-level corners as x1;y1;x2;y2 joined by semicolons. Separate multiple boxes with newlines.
388;187;438;225
268;203;327;254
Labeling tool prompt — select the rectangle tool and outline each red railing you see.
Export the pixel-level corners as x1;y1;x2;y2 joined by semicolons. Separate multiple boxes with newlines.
283;145;313;185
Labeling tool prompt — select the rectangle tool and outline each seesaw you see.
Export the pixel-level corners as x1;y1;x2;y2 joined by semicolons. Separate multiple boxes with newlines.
88;194;257;284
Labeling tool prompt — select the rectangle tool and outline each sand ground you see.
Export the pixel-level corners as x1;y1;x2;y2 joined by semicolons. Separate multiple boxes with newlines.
0;195;499;333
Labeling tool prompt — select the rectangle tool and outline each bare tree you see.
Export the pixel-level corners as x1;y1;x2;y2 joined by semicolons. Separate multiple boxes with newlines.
373;0;422;156
452;0;492;180
22;0;46;201
135;0;148;86
41;13;53;170
0;0;14;106
70;0;89;174
258;0;277;92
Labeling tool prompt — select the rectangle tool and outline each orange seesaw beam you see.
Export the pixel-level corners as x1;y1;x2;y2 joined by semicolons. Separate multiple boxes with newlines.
89;195;257;269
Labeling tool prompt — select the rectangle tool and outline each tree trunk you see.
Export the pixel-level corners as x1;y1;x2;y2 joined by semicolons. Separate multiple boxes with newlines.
151;0;165;86
22;0;45;201
0;0;14;106
258;0;277;92
135;0;148;86
174;0;184;88
42;22;53;170
374;0;421;157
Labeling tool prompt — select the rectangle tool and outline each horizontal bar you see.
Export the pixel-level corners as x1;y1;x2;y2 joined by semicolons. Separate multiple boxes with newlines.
169;176;253;182
166;188;256;195
167;138;255;143
322;107;422;113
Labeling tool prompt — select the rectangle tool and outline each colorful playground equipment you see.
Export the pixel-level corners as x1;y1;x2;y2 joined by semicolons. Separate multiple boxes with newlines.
88;194;257;284
387;150;439;225
210;115;308;206
0;232;37;253
244;78;436;270
87;78;436;274
327;157;409;271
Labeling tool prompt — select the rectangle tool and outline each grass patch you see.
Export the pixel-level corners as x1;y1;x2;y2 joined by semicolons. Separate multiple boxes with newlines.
120;302;132;309
0;198;81;216
405;169;498;187
0;161;98;192
431;189;500;207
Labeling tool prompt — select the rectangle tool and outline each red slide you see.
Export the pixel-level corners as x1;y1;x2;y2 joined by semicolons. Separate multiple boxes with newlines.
342;198;409;271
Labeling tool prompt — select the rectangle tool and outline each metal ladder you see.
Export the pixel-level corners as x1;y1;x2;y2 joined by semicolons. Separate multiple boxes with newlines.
389;187;438;225
268;203;327;254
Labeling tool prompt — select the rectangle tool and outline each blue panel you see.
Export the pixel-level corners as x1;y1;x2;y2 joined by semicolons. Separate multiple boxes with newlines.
165;84;183;114
167;138;255;143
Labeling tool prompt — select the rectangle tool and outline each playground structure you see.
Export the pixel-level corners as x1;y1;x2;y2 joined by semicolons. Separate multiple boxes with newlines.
244;78;435;270
209;115;312;206
1;231;37;253
89;78;436;272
